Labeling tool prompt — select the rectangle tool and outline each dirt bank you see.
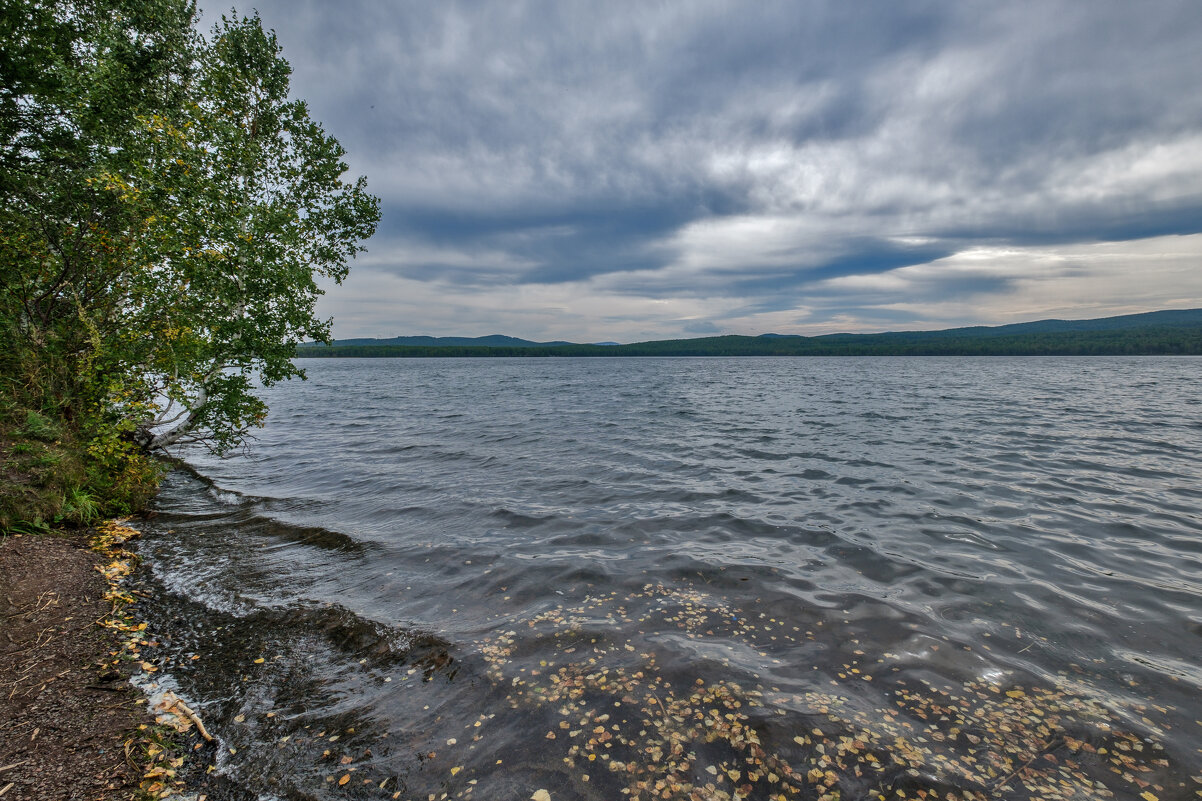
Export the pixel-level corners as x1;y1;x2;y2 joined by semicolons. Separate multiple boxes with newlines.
0;532;156;800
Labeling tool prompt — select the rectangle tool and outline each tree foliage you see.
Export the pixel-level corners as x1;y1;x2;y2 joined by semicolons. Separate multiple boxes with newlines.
121;12;379;451
0;0;379;525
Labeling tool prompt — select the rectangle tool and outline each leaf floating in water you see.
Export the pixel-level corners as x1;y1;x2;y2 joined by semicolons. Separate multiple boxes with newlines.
530;791;551;801
475;582;1181;801
337;774;349;786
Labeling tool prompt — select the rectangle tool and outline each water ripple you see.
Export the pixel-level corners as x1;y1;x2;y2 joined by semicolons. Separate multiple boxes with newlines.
135;357;1202;800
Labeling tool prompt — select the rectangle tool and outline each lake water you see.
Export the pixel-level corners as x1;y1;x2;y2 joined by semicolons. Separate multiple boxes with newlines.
134;357;1202;800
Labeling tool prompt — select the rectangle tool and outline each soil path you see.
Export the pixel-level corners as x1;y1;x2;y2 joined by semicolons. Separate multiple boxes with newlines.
0;533;152;800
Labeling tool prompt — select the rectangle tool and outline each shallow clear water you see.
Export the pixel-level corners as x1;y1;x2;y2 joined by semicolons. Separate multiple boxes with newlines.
135;357;1202;800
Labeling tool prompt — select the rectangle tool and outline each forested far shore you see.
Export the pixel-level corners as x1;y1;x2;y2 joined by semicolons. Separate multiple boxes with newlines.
297;324;1202;358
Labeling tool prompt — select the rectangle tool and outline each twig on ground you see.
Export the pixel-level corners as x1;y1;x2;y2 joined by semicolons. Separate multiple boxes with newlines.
172;699;214;741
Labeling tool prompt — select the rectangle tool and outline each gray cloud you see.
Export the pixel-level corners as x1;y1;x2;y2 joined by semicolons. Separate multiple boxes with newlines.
227;0;1202;339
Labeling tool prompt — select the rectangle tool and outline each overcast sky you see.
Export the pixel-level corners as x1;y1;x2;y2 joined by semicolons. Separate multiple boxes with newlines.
225;1;1202;342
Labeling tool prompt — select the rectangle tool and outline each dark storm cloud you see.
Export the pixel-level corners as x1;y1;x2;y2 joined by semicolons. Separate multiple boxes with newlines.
381;203;697;284
227;0;1202;337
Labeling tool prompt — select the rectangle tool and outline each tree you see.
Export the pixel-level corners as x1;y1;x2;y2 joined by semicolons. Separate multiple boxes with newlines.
1;0;197;411
122;12;380;451
0;1;378;523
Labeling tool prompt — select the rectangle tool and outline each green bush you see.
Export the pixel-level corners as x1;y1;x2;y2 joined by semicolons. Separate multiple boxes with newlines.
0;406;162;531
21;410;62;442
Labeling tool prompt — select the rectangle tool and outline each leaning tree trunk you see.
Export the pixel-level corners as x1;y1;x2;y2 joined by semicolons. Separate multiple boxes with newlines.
134;380;210;452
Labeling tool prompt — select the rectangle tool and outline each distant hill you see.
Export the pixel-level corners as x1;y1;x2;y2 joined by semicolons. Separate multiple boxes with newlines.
325;334;574;348
298;308;1202;358
768;308;1202;341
